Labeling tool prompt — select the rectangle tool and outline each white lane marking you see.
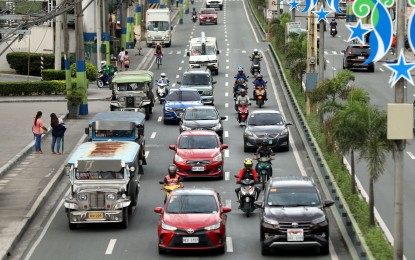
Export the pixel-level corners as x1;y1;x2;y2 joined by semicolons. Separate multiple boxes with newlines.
224;131;229;138
158;116;162;122
326;60;330;64
223;116;228;121
44;169;55;178
178;67;182;70
343;39;347;42
242;0;259;43
224;150;229;157
0;180;10;184
225;103;229;108
225;199;231;208
226;237;233;252
242;50;246;53
324;51;328;55
332;51;337;55
226;66;229;69
181;60;184;63
225;92;229;96
226;59;229;63
227;43;230;46
105;239;117;255
225;82;229;87
151;132;157;139
225;39;228;42
176;75;180;78
7;173;18;177
329;240;339;260
172;83;176;87
225;171;230;181
407;151;415;159
333;67;337;71
226;53;229;56
168;51;173;55
379;68;384;72
177;51;182;55
225;74;229;77
145;151;150;158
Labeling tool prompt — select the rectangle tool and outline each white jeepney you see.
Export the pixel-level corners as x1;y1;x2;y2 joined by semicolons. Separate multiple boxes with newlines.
187;32;220;75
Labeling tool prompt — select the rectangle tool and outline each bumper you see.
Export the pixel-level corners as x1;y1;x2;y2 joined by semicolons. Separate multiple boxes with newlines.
244;134;289;149
67;210;124;224
189;63;218;71
175;161;224;177
159;229;225;251
146;40;170;46
202;95;214;105
199;18;218;24
346;60;373;69
206;3;223;8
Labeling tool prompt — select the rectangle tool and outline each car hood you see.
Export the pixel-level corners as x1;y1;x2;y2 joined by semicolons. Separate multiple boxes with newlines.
264;206;324;222
182;119;219;129
163;213;220;229
247;125;285;135
165;101;203;109
177;148;220;159
180;84;211;90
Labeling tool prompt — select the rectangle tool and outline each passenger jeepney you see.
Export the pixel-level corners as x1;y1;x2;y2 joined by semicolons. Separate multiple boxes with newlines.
110;70;155;120
64;141;140;230
85;111;147;171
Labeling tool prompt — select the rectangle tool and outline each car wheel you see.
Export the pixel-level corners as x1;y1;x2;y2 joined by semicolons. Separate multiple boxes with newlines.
128;181;138;207
260;229;265;241
163;118;168;125
320;244;329;255
68;215;78;230
215;69;219;75
243;142;249;152
284;143;290;152
217;174;224;180
120;207;129;229
220;6;223;10
368;64;375;72
261;242;271;256
218;245;225;254
145;106;150;120
158;246;166;255
165;41;171;47
215;21;218;25
110;105;116;111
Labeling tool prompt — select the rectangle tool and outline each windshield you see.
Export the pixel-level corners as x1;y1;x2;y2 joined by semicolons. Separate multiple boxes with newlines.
350;46;370;55
116;83;145;91
201;9;215;14
266;187;321;207
182;74;211;85
248;113;284;126
75;169;125;180
190;45;216;55
184;109;218;120
94;130;133;138
178;135;218;149
166;195;218;213
166;91;200;101
147;21;169;31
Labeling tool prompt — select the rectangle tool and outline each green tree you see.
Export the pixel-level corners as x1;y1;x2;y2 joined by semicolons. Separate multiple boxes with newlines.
285;32;307;83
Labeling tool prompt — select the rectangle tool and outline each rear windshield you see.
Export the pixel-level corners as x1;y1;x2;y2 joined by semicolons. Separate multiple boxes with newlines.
178;135;218;149
166;91;200;101
201;9;215;14
182;74;211;85
190;45;216;55
248;113;284;126
266;187;321;207
116;83;145;91
184;109;218;120
350;47;370;55
166;195;218;213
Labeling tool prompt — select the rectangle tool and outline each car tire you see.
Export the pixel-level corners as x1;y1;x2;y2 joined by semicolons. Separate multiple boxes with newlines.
68;215;78;230
284;143;290;152
128;181;138;207
215;21;218;25
120;207;129;229
220;6;223;10
243;142;249;152
165;41;171;47
158;246;166;255
215;69;219;75
200;22;202;25
110;105;116;111
260;229;264;241
217;174;224;180
145;106;150;120
368;64;375;72
320;244;330;255
218;245;225;254
261;242;271;256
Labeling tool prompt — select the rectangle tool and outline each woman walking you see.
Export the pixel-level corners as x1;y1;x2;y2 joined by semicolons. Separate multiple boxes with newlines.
33;111;48;154
123;51;130;71
50;113;66;155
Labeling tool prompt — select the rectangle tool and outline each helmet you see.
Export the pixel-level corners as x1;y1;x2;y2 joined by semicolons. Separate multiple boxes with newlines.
332;18;335;21
253;49;258;54
238;66;244;71
101;61;106;66
161;73;166;78
156;42;160;46
244;158;253;170
261;139;269;147
237;78;244;85
256;74;263;79
168;164;178;176
240;89;246;95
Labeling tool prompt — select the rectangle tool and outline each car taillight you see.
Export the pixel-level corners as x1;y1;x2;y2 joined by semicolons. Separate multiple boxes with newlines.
348;51;352;55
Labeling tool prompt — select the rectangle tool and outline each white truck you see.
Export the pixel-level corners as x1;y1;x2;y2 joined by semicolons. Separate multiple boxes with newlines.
145;9;172;47
187;32;220;75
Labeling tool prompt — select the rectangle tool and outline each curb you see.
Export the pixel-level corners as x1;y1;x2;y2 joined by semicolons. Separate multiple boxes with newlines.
0;74;42;80
0;97;109;103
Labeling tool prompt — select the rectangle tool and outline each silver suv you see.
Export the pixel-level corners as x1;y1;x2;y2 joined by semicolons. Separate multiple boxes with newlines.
177;68;216;105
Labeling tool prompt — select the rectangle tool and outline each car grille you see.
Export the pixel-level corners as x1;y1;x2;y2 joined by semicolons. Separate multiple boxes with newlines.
168;234;213;248
256;133;279;138
279;222;311;233
126;96;135;108
198;91;204;95
89;191;106;210
185;169;212;174
186;160;211;165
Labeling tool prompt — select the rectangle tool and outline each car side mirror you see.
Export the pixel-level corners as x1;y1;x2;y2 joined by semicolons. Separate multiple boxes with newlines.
187;52;190;56
222;207;231;213
212;81;217;84
221;144;228;149
169;145;176;151
154;207;163;214
254;201;263;208
323;199;334;207
177;81;181;84
286;121;293;126
84;127;89;135
220;116;227;120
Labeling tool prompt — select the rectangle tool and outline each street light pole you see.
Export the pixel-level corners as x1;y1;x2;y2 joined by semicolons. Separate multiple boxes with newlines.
54;0;62;70
318;1;325;84
393;1;405;259
75;0;88;115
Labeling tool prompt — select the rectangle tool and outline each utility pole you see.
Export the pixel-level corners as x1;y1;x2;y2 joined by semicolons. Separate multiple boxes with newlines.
276;0;281;20
318;1;325;84
75;0;88;115
62;7;71;96
305;10;317;114
393;1;405;259
54;0;62;70
96;0;102;66
121;0;128;49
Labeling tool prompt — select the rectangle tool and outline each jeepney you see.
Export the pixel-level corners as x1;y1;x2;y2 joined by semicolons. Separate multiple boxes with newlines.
110;70;155;120
64;141;140;230
85;111;147;171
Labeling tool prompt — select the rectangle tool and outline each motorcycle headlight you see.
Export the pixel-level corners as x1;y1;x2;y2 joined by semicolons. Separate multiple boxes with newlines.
280;128;289;136
118;97;125;102
264;216;279;226
240;188;247;195
174;154;184;162
213;153;222;162
312;216;327;225
106;193;116;200
78;194;87;201
204;221;221;230
162;221;177;231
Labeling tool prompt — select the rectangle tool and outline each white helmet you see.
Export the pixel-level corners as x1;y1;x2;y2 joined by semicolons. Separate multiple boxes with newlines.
161;73;166;78
101;60;106;66
253;49;258;54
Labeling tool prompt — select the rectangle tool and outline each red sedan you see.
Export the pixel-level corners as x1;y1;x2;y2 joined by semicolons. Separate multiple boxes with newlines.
169;130;228;179
199;8;218;25
154;188;231;254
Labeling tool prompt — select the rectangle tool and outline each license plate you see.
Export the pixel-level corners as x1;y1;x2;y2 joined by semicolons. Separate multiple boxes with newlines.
358;56;365;60
287;229;304;241
206;19;210;21
192;166;205;171
87;212;104;219
183;237;199;243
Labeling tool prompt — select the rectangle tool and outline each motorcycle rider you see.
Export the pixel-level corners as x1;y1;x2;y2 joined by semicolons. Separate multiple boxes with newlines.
329;18;337;34
252;74;268;101
101;61;111;84
250;49;262;61
191;8;197;22
235;66;248;82
157;72;170;97
162;164;184;189
234;78;247;99
254;139;275;176
236;89;250;106
235;159;260;207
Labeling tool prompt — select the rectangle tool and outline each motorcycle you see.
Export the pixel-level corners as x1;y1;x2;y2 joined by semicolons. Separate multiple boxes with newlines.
156;79;169;104
191;0;194;4
250;57;261;76
192;14;197;23
97;70;116;88
235;178;258;217
330;27;337;37
255;156;274;190
237;103;250;126
159;181;182;204
255;86;266;108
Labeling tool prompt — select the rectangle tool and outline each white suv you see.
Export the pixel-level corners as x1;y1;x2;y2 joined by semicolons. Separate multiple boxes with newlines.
206;0;223;10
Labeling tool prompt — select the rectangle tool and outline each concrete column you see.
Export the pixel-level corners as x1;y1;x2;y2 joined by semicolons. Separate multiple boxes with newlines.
54;0;62;70
83;0;96;64
75;0;88;115
121;0;128;49
185;0;189;14
96;0;102;65
179;0;184;24
103;0;110;64
126;6;135;49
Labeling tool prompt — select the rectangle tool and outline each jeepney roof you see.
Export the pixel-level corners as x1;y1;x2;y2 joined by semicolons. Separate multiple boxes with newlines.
88;111;145;126
112;70;154;83
190;37;217;45
68;141;140;165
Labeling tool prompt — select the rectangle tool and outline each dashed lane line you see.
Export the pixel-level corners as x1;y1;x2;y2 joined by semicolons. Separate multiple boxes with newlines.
225;82;229;87
176;75;180;78
172;83;176;87
158;116;162;122
224;150;229;157
105;239;117;255
225;103;229;108
178;67;182;70
407;151;415;160
224;131;229;138
181;60;184;63
226;237;234;252
225;74;229;77
225;171;230;181
145;151;150;158
226;66;229;69
225;92;229;96
151;132;157;139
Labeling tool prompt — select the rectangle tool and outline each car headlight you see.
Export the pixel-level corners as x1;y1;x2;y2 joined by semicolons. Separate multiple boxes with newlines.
264;216;279;226
107;193;116;200
244;129;254;137
174;154;184;162
162;221;177;231
280;128;289;136
205;221;221;230
213;153;222;162
211;124;221;131
181;125;192;131
78;194;87;201
312;216;327;225
165;107;173;111
213;15;217;19
118;97;125;102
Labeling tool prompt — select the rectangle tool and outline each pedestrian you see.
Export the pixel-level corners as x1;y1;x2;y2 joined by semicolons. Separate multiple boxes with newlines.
124;51;130;71
32;111;48;154
118;47;125;71
50;113;66;155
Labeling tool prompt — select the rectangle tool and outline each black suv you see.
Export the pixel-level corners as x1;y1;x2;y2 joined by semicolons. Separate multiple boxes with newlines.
254;176;334;255
178;68;216;105
342;44;375;72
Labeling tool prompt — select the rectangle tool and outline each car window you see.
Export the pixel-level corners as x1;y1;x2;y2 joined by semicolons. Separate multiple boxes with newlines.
166;91;201;101
248;113;284;126
350;46;370;55
94;130;133;138
116;83;145;91
147;21;169;31
201;9;215;14
166;195;218;213
184;109;218;120
182;74;211;85
75;170;124;180
178;135;218;149
266;187;321;207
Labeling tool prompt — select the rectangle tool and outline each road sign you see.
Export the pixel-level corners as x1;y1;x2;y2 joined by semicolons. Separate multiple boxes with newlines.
266;9;273;20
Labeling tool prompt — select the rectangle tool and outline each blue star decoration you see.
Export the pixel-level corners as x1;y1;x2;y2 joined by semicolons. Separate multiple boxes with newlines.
346;20;370;44
312;7;331;23
289;0;300;11
384;51;415;86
